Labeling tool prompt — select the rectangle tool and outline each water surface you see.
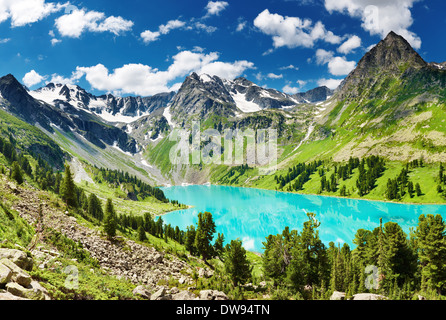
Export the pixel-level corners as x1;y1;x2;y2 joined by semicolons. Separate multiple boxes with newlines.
161;185;446;252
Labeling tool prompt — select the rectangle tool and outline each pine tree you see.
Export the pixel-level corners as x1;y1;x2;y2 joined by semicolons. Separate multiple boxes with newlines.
60;165;77;207
10;161;23;185
194;211;216;262
224;239;253;286
103;198;117;239
138;225;147;242
415;183;422;196
214;233;225;258
88;193;104;221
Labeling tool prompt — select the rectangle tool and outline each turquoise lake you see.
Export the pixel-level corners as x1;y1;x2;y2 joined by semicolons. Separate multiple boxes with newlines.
161;185;446;253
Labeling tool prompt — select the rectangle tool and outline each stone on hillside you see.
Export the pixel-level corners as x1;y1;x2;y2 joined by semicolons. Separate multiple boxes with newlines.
0;258;32;287
0;248;33;271
199;290;228;300
330;291;346;300
172;291;198;300
133;285;151;299
0;291;29;300
0;263;12;285
6;282;45;300
352;293;387;300
151;287;167;300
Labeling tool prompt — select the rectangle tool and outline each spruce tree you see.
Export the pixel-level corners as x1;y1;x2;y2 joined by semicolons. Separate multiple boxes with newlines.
194;211;216;262
10;161;23;185
60;165;77;207
138;225;147;242
224;239;253;286
103;198;117;239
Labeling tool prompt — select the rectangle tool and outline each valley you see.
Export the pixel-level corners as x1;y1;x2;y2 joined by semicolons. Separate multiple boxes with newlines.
1;30;446;302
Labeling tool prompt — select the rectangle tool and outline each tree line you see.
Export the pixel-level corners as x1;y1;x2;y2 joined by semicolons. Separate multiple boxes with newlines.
262;212;446;299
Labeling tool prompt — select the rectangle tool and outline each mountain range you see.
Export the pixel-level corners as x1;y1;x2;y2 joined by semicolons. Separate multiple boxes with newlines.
0;31;445;185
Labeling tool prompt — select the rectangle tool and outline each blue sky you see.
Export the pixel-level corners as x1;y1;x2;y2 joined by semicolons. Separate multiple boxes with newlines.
0;0;445;96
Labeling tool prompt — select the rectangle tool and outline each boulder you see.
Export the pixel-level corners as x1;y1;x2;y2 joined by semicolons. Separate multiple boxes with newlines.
352;293;387;300
0;249;33;271
5;282;45;300
199;290;228;300
172;291;198;300
330;291;346;300
0;259;32;287
133;285;151;299
0;263;12;285
0;291;29;300
151;287;170;300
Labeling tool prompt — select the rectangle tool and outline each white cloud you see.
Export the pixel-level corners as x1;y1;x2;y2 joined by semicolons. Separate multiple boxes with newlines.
253;9;342;49
55;8;133;38
0;0;63;27
315;49;356;76
0;38;10;43
194;21;217;33
22;70;45;87
267;73;283;79
317;78;343;90
337;35;361;54
204;1;229;17
140;30;160;44
51;38;61;46
327;56;356;76
282;84;300;95
324;0;421;49
159;19;185;34
236;20;247;32
53;50;254;96
315;49;334;65
280;64;299;71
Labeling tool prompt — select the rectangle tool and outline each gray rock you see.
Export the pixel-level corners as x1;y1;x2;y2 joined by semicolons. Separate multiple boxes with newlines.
0;258;32;287
6;282;45;300
0;248;33;271
330;291;346;300
0;291;29;300
151;287;167;300
172;291;198;300
133;285;151;299
0;263;12;285
199;290;228;300
352;293;387;300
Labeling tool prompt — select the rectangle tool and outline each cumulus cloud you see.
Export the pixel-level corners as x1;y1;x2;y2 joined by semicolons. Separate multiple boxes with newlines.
55;8;133;38
253;9;342;49
204;1;229;17
324;0;421;49
282;84;300;95
22;70;46;87
337;35;361;54
0;0;63;27
317;78;343;90
50;50;254;96
315;49;356;76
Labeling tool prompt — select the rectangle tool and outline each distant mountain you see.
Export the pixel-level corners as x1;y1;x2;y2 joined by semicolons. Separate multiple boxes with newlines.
30;83;175;123
293;86;333;104
0;74;137;153
167;72;327;126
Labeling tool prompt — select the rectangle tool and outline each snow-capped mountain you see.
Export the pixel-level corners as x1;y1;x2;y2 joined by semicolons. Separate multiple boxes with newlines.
168;72;327;125
30;83;175;124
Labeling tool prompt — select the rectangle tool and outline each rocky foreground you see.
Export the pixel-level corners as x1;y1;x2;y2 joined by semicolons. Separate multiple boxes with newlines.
0;179;227;300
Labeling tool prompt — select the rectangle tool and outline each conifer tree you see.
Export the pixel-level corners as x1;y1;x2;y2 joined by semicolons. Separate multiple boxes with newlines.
194;211;216;262
10;161;23;185
60;165;77;207
103;198;117;239
224;239;252;286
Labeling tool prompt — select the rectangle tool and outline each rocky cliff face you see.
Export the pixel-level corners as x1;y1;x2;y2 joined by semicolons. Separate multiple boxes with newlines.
336;31;428;101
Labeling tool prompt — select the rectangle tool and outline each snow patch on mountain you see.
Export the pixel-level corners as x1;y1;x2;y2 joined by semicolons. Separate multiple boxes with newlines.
231;91;262;113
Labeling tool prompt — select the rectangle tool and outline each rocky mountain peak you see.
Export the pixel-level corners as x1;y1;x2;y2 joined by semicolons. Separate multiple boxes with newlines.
336;31;427;100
